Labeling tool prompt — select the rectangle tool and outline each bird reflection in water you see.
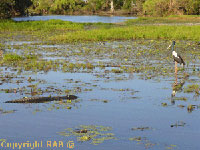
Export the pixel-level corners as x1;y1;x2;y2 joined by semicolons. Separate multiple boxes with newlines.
171;78;185;105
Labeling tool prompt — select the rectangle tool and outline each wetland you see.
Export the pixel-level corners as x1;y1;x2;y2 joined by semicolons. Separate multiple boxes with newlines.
0;16;200;150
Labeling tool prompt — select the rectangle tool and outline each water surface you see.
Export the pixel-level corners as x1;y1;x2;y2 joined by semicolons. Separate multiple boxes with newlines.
12;15;137;23
0;40;200;150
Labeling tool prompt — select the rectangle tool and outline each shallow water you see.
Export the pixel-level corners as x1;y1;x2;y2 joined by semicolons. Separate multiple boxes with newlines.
12;15;137;23
0;40;200;150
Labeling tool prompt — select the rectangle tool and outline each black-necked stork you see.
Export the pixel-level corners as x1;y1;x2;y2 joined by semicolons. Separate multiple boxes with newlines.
168;41;185;84
168;41;185;66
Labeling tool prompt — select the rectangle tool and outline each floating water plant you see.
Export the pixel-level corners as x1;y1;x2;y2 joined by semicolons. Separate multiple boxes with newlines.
129;136;142;141
173;97;187;101
3;53;23;62
187;105;196;113
131;126;152;131
161;103;168;107
184;84;200;95
57;125;115;145
129;136;156;149
0;108;16;114
170;121;186;128
111;69;123;73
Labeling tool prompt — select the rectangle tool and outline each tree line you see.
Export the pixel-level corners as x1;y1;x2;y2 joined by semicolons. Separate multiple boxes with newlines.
1;0;200;19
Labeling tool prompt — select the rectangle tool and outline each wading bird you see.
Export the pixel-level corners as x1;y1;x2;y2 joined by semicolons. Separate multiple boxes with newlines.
168;41;185;84
168;41;185;66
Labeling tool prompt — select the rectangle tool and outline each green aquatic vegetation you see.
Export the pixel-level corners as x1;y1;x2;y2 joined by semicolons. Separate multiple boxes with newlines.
184;84;200;94
57;125;115;145
111;69;123;73
173;83;184;91
170;121;186;128
3;53;38;63
90;99;109;103
24;54;38;60
48;24;200;42
0;40;199;79
32;108;42;114
129;136;156;149
0;108;16;114
131;127;152;131
173;97;187;101
86;63;94;69
3;53;23;61
165;144;177;150
0;20;84;32
129;136;142;141
177;105;185;108
68;63;75;70
125;16;200;25
62;62;94;72
46;98;81;111
161;103;168;107
187;105;196;113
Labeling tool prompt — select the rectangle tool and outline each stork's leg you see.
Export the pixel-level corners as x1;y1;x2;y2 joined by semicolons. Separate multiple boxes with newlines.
175;61;178;85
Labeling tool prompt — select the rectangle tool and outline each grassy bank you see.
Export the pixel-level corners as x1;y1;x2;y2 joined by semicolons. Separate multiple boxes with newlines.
0;19;84;32
50;25;200;42
0;17;200;43
125;15;200;25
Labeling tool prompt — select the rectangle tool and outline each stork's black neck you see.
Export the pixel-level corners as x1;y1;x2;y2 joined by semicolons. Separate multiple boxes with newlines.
171;41;175;51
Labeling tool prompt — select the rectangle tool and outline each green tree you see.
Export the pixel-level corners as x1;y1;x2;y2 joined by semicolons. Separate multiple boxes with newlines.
176;0;200;15
51;0;75;13
123;0;136;10
31;0;54;14
143;0;200;16
14;0;33;15
143;0;170;16
85;0;110;12
0;0;32;18
30;0;85;14
135;0;146;14
0;0;15;19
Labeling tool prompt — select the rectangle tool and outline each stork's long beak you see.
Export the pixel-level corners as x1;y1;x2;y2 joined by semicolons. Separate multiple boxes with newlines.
167;44;171;50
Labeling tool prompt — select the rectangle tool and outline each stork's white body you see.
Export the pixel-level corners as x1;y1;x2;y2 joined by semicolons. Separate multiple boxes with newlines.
172;51;178;58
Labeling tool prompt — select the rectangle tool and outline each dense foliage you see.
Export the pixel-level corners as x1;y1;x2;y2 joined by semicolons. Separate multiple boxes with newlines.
0;0;200;18
143;0;200;16
0;0;32;19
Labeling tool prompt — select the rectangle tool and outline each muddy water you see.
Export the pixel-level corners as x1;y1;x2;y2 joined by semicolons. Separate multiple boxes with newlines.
0;40;200;150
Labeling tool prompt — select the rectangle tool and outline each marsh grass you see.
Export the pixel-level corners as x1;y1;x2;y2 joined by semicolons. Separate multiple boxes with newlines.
0;20;83;32
50;25;200;42
1;18;200;43
125;16;200;25
3;53;23;61
3;53;38;62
